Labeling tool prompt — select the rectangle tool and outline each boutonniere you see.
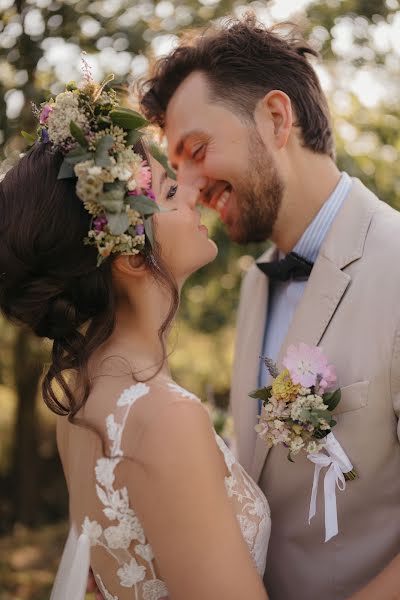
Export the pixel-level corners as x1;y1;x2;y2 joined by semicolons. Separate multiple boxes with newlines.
250;343;357;542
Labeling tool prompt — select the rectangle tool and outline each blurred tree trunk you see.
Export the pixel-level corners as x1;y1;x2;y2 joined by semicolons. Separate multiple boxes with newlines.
11;327;42;526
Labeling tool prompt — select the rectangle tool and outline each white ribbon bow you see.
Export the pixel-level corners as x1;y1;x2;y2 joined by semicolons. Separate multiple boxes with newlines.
307;432;353;542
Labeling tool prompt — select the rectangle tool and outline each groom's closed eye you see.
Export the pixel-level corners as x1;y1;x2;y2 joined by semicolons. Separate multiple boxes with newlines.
191;144;206;161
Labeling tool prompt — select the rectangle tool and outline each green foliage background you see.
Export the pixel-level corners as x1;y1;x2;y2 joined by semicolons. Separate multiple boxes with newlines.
0;0;399;597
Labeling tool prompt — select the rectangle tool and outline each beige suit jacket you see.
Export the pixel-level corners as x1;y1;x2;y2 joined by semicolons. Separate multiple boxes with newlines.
231;178;400;600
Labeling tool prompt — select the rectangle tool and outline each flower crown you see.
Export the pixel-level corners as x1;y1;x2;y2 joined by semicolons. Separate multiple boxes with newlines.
24;69;165;266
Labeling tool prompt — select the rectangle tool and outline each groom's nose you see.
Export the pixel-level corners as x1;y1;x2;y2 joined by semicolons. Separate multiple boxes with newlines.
176;161;208;188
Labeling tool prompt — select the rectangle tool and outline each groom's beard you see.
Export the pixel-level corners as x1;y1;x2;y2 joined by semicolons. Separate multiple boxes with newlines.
228;134;284;244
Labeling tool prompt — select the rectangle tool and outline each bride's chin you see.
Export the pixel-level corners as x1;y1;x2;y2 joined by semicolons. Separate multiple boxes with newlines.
184;243;219;278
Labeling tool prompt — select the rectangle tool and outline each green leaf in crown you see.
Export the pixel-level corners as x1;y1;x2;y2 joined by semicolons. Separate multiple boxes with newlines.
110;108;148;130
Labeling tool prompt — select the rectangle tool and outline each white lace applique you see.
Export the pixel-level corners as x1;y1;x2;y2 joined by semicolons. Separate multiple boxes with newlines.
82;382;170;600
167;381;271;575
106;384;150;457
96;574;119;600
167;382;199;402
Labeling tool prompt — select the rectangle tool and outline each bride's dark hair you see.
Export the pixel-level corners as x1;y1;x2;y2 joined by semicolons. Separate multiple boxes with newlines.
0;142;178;419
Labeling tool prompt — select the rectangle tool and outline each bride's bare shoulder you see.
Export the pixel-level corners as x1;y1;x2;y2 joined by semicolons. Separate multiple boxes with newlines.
80;373;210;455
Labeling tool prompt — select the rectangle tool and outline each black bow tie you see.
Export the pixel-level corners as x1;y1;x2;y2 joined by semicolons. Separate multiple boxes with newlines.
257;251;314;282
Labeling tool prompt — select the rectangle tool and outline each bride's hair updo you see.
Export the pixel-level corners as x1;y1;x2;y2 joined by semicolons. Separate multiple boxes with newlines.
0;142;178;418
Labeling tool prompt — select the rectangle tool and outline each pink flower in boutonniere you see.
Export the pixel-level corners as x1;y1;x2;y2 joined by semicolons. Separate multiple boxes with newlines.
283;343;337;390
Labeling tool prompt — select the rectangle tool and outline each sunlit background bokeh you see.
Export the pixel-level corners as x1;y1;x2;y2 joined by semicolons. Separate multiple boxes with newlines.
0;0;399;598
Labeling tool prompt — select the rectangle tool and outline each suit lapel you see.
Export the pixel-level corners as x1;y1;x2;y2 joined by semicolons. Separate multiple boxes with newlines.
230;245;277;472
250;178;378;482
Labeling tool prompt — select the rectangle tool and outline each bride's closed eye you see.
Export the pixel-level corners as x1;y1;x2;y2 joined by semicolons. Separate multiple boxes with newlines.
166;184;178;199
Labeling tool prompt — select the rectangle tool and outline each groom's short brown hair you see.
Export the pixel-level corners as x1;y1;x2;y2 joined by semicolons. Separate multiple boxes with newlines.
140;14;335;158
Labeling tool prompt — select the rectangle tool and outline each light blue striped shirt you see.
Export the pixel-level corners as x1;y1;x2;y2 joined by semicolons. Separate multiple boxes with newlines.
258;172;353;401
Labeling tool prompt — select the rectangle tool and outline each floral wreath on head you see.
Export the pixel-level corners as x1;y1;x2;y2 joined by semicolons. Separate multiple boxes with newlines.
22;59;173;266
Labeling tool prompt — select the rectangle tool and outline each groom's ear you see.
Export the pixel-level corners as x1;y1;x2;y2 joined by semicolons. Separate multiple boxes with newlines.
254;90;293;151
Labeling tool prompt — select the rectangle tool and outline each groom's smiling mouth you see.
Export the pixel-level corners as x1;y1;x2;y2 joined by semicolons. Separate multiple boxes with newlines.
204;183;233;222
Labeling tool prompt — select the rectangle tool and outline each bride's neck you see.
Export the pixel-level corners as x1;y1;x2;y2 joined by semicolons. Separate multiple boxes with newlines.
91;276;177;380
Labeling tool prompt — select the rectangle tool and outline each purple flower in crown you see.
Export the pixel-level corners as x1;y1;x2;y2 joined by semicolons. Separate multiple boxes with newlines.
127;189;140;197
93;215;108;232
147;188;156;201
135;224;145;236
40;128;49;143
39;104;53;125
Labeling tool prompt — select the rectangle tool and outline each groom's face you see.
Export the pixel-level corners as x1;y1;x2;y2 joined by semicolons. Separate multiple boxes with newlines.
165;72;284;243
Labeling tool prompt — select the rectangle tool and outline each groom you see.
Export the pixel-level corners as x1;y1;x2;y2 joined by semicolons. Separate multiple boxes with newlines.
140;14;400;600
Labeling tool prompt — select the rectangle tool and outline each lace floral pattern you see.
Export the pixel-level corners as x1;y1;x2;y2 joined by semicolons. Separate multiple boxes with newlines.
82;382;270;600
168;383;270;576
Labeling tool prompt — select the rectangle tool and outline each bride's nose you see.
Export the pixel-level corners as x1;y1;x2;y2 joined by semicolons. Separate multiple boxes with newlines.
183;177;208;208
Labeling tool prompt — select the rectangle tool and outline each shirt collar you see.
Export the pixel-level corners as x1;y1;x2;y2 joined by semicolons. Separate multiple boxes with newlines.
291;172;353;264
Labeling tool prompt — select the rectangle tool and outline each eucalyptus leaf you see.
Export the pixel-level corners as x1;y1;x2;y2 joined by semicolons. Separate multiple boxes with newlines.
21;130;36;144
64;148;93;166
126;129;144;147
249;386;272;402
104;180;125;193
98;186;125;212
101;199;124;213
57;159;76;180
110;108;148;130
325;389;341;412
144;217;154;247
95;134;114;167
288;452;295;463
107;212;130;235
310;408;331;419
98;185;125;204
128;195;160;215
148;142;176;180
314;429;330;440
69;121;88;147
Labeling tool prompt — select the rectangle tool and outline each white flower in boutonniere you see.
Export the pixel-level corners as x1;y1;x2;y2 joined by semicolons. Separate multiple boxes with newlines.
250;343;357;542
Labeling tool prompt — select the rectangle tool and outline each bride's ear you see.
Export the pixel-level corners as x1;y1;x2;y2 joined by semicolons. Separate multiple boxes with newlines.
112;254;147;279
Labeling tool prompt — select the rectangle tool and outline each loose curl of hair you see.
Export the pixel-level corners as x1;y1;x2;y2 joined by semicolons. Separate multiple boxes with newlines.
0;142;179;420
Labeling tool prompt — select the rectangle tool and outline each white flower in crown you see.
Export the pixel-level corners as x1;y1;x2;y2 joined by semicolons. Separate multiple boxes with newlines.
117;558;146;587
82;517;102;544
46;91;88;147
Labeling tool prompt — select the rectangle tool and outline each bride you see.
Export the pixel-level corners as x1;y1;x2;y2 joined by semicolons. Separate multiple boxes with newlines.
0;77;270;600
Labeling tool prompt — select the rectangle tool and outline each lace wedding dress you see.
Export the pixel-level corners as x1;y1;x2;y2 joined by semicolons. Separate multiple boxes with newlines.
50;381;271;600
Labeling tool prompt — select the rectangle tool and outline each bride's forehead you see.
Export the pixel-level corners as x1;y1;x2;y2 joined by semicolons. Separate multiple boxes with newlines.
148;155;164;180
